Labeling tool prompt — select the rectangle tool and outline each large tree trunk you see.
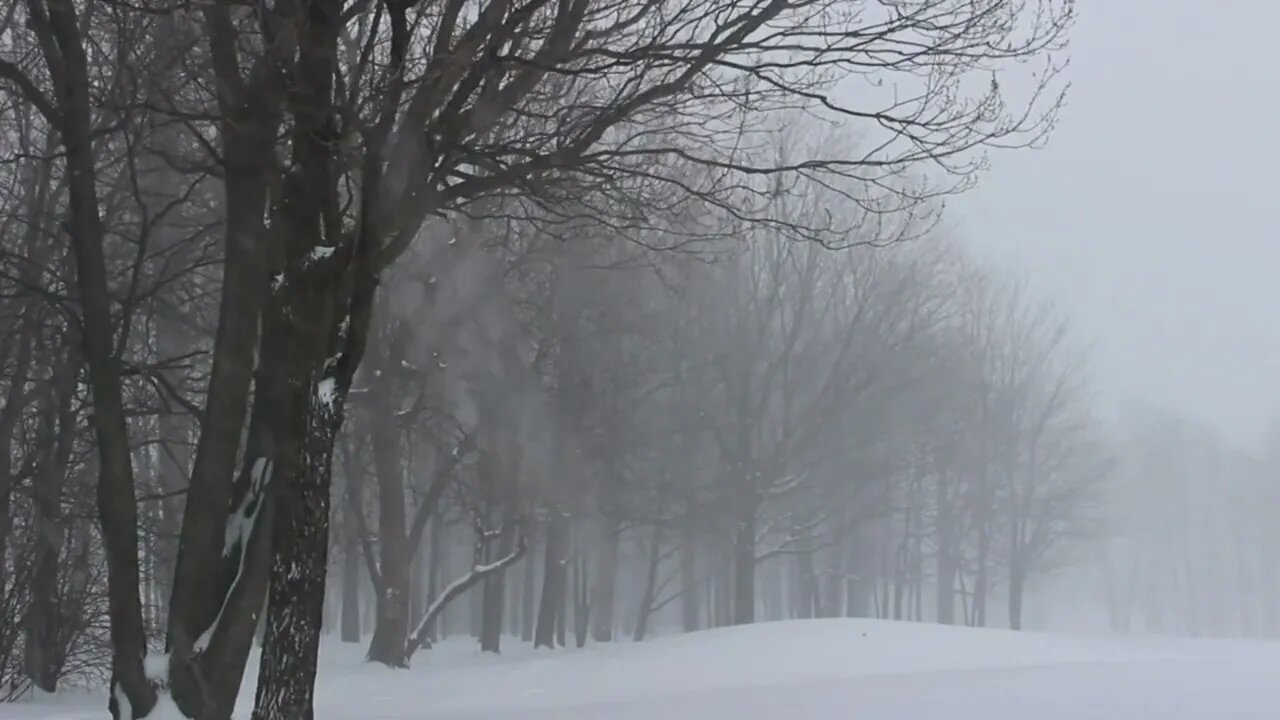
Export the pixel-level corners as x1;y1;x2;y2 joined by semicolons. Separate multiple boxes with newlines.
251;250;354;716
36;2;155;711
253;398;340;719
535;513;570;648
163;10;286;712
166;54;282;720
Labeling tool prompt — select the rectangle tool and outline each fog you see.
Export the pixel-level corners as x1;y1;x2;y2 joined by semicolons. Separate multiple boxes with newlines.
1;0;1278;717
961;0;1280;448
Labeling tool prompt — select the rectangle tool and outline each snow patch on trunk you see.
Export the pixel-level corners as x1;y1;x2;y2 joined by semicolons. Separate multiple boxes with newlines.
316;377;337;410
112;683;132;720
197;457;272;652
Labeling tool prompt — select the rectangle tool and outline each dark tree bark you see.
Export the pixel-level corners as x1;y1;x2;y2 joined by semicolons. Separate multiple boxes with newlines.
479;507;516;653
365;352;410;667
28;0;156;711
160;5;289;716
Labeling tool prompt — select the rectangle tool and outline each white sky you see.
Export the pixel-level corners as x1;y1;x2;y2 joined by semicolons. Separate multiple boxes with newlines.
955;0;1280;449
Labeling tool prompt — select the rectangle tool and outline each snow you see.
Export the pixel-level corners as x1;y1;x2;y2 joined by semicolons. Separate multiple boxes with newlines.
316;377;337;409
110;683;131;720
308;246;336;263
223;458;270;557
9;619;1280;719
142;654;169;685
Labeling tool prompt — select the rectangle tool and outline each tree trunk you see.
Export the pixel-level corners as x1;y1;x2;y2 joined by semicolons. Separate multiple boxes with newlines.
1009;568;1026;631
731;501;757;625
521;535;537;643
589;521;619;642
632;523;663;642
37;2;155;709
166;70;282;720
0;134;53;605
25;352;77;692
479;514;514;654
426;514;445;645
795;523;818;620
680;515;699;633
250;254;346;717
556;560;568;648
154;310;193;623
366;357;410;667
340;531;361;643
935;475;957;625
535;513;570;648
573;556;590;648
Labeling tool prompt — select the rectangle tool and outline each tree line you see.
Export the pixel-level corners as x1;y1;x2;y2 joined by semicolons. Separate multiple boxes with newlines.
0;0;1074;718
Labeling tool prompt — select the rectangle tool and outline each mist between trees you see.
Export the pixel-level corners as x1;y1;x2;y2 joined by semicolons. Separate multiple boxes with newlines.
12;0;1258;718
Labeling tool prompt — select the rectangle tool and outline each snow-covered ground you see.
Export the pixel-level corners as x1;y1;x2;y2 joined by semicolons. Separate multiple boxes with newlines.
7;619;1280;718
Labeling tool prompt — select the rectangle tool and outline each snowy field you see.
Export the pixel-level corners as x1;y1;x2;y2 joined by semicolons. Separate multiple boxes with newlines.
6;619;1280;719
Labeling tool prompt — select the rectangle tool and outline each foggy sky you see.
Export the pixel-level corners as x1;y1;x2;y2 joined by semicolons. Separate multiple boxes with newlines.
956;0;1280;449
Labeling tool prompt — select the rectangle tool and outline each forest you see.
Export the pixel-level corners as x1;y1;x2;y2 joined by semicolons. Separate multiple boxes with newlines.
1;0;1276;719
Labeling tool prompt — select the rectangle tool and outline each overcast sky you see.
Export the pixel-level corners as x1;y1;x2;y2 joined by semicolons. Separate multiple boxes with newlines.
955;0;1280;450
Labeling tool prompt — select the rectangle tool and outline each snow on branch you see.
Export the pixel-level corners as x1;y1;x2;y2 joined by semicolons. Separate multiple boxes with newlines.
404;530;527;661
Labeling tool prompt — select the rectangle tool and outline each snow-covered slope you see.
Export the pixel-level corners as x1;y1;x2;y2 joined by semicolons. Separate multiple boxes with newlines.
9;619;1280;719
